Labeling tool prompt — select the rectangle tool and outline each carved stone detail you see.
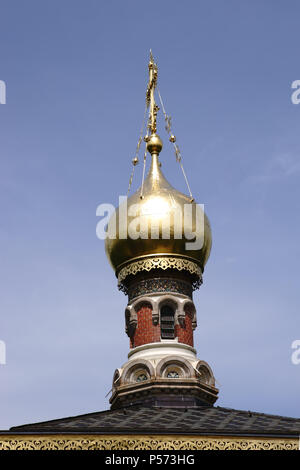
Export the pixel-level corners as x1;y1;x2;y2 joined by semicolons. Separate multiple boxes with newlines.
130;297;158;327
182;300;197;330
125;307;137;338
126;294;197;335
128;277;193;302
110;351;218;409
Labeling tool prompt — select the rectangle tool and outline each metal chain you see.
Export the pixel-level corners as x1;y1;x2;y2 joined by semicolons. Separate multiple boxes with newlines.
140;148;147;199
157;88;194;201
127;103;148;195
126;165;136;196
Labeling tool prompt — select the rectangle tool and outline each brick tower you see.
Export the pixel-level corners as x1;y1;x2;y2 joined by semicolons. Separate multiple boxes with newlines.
105;53;218;409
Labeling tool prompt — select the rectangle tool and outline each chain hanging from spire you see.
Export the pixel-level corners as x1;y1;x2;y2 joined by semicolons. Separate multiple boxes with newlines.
127;50;157;196
127;103;148;195
139;148;147;199
157;88;194;201
127;51;194;201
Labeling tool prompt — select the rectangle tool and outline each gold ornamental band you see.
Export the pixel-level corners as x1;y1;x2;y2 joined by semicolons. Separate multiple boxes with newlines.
117;255;202;286
0;434;297;450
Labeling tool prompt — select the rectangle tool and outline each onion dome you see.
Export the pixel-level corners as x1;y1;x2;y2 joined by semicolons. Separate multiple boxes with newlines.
105;135;211;263
104;52;212;291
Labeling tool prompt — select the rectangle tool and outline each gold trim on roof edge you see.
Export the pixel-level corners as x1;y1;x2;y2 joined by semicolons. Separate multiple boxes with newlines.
0;434;297;450
117;256;202;288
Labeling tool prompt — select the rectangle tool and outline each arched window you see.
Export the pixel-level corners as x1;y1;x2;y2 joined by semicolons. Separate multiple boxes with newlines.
160;305;175;339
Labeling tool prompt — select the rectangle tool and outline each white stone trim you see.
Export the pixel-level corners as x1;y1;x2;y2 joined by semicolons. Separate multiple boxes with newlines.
128;341;197;362
126;293;197;331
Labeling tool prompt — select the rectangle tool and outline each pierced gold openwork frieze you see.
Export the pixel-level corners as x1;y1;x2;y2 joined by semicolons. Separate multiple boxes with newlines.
0;434;297;450
118;256;202;293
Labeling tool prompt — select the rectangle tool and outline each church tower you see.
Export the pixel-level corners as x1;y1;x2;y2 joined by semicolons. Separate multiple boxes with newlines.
105;53;218;409
2;53;299;453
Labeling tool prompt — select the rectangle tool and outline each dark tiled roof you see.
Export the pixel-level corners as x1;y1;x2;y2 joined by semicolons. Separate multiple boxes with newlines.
7;406;300;437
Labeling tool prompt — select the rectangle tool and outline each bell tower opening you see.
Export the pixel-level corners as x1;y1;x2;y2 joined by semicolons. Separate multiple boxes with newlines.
160;305;175;339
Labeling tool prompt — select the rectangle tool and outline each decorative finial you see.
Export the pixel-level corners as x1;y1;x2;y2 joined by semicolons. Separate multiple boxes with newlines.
145;51;162;157
126;53;193;200
146;50;159;135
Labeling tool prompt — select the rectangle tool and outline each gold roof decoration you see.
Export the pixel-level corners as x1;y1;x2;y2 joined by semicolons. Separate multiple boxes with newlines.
105;52;212;280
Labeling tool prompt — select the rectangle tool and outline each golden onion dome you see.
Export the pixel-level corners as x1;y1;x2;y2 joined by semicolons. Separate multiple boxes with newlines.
105;134;212;275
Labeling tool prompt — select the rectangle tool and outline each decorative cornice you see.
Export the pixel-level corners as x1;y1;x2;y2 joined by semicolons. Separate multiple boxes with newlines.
128;277;193;302
109;380;218;410
127;341;197;359
118;256;202;293
0;434;297;450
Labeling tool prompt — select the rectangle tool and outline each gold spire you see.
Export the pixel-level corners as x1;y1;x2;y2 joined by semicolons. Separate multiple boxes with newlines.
145;51;163;159
146;50;159;135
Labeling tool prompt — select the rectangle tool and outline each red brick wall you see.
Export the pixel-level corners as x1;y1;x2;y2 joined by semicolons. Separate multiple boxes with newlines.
174;310;194;347
131;305;161;348
130;304;195;348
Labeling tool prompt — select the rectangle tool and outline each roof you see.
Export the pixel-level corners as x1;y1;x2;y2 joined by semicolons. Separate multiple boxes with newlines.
6;405;300;437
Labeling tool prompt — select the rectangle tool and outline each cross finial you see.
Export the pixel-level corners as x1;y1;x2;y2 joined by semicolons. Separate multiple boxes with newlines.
146;50;159;134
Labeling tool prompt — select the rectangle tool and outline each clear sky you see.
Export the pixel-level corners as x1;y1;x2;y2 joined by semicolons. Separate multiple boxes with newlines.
0;0;300;429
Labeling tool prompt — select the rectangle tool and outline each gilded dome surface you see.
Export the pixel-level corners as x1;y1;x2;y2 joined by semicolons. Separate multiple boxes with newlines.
105;138;212;274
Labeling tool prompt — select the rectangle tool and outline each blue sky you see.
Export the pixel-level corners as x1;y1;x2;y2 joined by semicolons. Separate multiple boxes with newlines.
0;0;300;429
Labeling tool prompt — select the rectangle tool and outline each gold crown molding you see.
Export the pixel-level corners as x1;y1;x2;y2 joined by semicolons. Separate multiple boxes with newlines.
0;434;297;450
117;256;202;292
